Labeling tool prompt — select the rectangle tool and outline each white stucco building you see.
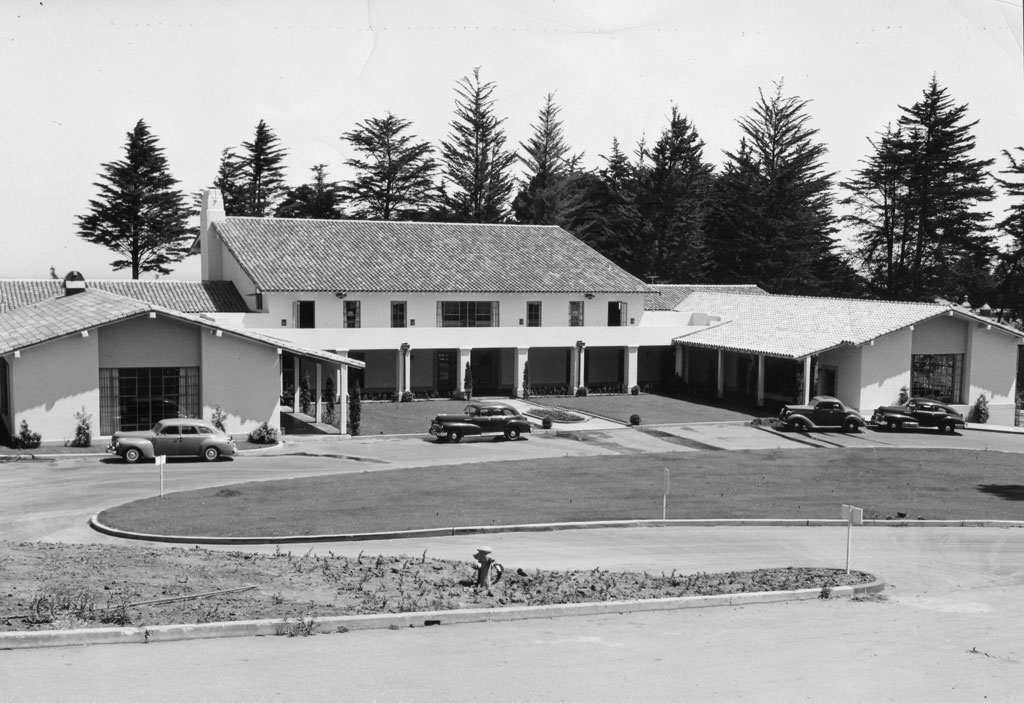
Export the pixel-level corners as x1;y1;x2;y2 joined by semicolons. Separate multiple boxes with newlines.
1;187;1020;444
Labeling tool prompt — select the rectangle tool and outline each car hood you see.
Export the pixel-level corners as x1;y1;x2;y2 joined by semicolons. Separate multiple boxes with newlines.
874;406;909;413
782;405;814;413
111;430;156;441
432;414;471;422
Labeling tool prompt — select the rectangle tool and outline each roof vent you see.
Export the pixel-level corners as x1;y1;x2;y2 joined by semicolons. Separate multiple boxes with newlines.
63;270;86;295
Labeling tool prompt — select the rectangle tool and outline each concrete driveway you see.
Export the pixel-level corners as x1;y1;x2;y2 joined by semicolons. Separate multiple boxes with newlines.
3;425;1024;701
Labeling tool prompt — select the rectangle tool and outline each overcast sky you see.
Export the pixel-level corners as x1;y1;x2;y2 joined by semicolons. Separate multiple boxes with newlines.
0;0;1021;281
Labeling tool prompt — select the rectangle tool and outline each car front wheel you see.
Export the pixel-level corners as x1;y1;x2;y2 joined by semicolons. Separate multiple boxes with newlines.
504;427;521;441
446;430;462;443
842;418;860;433
203;447;220;462
123;448;141;464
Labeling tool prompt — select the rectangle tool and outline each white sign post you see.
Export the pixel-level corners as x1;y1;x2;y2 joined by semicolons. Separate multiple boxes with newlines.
156;455;166;497
662;468;670;521
841;504;863;574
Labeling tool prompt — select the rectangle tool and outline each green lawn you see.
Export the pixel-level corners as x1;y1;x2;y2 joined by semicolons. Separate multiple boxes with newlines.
98;447;1024;538
356;399;470;436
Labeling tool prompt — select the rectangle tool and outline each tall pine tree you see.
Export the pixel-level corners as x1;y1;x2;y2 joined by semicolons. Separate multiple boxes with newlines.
340;113;437;220
845;78;995;303
993;147;1024;317
512;93;582;224
77;119;195;279
706;84;855;295
439;68;516;223
214;120;288;217
276;164;344;219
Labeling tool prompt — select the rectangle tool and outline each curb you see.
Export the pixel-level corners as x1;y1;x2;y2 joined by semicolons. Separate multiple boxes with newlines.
89;514;1024;546
0;574;885;650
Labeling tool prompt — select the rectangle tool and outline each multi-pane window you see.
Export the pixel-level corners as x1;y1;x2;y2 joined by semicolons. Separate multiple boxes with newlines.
527;302;541;327
391;301;407;328
344;301;360;329
437;301;499;327
569;301;585;327
99;367;200;434
911;354;964;404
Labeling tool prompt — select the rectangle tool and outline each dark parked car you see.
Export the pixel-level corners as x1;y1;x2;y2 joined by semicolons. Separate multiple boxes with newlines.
429;402;533;443
107;418;237;463
871;398;965;433
778;395;865;432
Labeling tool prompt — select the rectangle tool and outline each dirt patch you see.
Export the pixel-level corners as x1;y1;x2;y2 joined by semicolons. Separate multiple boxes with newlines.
0;541;873;632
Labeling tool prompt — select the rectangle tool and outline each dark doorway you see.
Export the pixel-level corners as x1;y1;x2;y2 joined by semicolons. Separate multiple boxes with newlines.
470;349;501;395
297;301;316;328
608;301;625;327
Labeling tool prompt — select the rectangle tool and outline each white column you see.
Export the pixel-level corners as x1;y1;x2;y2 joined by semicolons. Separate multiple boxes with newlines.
292;359;300;412
682;346;690;384
315;363;323;422
402;346;412;394
457;348;472;392
395;348;404;396
624;346;639;392
802;356;812;405
674;343;683;377
578;344;587;389
716;349;725;399
337;366;347;435
513;347;529;398
757;354;765;407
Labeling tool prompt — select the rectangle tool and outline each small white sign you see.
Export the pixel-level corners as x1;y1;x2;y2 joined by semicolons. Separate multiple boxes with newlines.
155;455;166;466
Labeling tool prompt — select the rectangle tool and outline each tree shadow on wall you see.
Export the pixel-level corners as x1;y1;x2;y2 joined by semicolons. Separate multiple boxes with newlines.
976;484;1024;501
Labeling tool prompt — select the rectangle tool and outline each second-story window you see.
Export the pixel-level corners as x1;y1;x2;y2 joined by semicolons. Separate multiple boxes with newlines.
438;301;499;327
391;301;407;328
297;300;316;329
527;301;541;327
344;300;360;329
569;300;584;327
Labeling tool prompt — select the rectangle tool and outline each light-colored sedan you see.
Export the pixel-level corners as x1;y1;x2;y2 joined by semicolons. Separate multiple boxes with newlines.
107;418;237;463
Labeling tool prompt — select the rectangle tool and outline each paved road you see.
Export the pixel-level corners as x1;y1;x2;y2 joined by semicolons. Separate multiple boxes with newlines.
3;424;1024;701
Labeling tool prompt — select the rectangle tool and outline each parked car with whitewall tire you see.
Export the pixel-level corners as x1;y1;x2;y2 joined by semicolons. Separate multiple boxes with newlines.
778;396;865;432
871;398;966;433
429;402;533;443
107;418;237;462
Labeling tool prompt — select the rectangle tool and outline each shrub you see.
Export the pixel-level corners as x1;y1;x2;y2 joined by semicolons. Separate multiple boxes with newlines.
898;386;910;405
13;420;41;449
70;407;92;448
400;390;414;403
248;422;279;444
211;405;227;432
522;361;531;399
463;363;473;401
576;386;588;397
630;385;640;396
299;373;312;415
970;394;989;424
449;388;466;401
348;381;362;436
629;413;641;426
542;417;553;430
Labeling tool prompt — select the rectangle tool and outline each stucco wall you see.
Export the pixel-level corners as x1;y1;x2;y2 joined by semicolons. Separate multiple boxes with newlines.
965;325;1019;425
254;291;648;331
817;344;863;409
858;328;912;411
98;316;201;367
10;334;100;443
911;315;968;354
200;332;281;434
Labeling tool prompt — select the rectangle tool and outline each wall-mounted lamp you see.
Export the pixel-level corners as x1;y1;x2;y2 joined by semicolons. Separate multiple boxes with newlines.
335;292;348;299
584;293;595;299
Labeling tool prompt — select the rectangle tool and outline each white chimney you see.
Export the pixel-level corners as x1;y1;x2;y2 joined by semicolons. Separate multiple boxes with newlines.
199;189;226;281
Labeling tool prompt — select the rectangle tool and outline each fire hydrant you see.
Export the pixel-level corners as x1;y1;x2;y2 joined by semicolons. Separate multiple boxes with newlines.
472;546;503;588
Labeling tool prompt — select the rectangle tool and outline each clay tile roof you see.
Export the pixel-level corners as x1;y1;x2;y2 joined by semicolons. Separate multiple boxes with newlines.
0;279;248;314
672;292;1022;359
0;288;360;367
211;218;652;294
644;284;768;311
